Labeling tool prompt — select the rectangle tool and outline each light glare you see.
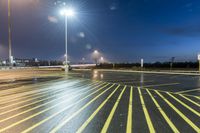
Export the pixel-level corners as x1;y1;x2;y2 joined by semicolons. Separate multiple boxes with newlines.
60;8;75;17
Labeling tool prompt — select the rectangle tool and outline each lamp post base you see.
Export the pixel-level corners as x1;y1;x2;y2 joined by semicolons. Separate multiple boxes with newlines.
65;65;69;73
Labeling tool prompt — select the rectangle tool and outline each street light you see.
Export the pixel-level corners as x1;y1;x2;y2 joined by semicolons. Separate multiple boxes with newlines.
100;57;104;64
93;50;100;65
60;7;75;72
8;0;13;67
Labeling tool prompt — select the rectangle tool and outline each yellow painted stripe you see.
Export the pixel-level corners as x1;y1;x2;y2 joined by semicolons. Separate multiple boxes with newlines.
179;94;200;108
101;86;126;133
126;87;133;133
138;87;155;133
20;83;110;133
0;79;73;97
0;82;107;129
0;81;98;107
176;88;200;94
76;85;121;133
0;79;86;102
0;80;98;104
50;84;116;133
167;92;200;117
0;82;99;116
146;89;179;133
143;83;179;88
195;96;200;100
155;90;200;132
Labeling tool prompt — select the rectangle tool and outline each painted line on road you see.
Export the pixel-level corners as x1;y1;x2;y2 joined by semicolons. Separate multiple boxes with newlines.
176;88;200;94
101;85;127;133
0;82;100;116
146;89;180;133
49;84;116;133
138;87;155;133
155;90;200;132
142;87;199;102
20;83;111;133
76;85;121;133
0;79;79;101
0;82;107;123
167;92;200;117
0;78;71;96
126;87;133;133
195;96;200;100
0;80;98;106
179;94;200;108
142;83;180;88
0;80;96;104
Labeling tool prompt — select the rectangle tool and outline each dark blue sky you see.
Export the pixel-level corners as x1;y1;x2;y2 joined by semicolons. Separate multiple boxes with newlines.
0;0;200;63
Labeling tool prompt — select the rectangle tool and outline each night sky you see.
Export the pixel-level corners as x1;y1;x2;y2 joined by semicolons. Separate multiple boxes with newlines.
0;0;200;63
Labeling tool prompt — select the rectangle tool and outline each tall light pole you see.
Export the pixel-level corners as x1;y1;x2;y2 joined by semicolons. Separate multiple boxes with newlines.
60;8;75;72
93;50;99;65
8;0;13;67
100;57;104;64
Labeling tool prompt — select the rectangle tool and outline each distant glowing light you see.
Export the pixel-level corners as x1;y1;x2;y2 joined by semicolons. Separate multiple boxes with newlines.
94;50;98;54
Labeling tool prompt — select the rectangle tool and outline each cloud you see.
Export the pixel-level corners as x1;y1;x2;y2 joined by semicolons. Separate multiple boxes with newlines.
162;25;200;37
48;16;58;23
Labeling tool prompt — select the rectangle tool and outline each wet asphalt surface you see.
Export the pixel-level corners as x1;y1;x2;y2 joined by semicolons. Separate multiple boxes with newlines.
0;69;200;133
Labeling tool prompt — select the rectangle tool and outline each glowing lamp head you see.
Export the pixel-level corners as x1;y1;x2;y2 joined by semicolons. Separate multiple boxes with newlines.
60;8;75;17
94;50;98;54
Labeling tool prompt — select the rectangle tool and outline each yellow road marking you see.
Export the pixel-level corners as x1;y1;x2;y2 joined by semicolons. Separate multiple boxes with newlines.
179;94;200;108
176;88;200;94
76;85;121;133
0;80;98;104
146;89;179;133
167;92;200;117
49;84;116;133
143;83;179;88
0;82;99;116
101;86;126;133
155;90;200;132
0;79;83;102
0;79;73;96
195;96;200;100
20;83;110;133
0;82;106;124
0;80;98;106
126;87;133;133
0;81;90;109
138;87;155;133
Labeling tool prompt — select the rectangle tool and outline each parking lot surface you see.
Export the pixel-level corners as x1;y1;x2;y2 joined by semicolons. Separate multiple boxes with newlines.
0;69;199;133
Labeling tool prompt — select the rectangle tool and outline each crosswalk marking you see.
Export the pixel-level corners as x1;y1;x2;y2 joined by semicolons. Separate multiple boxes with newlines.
146;89;180;133
138;87;155;133
101;86;127;133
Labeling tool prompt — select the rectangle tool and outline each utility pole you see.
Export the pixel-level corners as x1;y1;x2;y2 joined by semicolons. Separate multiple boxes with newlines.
8;0;13;67
198;54;200;73
170;57;175;71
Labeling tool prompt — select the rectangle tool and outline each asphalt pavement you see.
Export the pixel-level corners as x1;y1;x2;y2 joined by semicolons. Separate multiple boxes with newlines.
0;69;199;133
